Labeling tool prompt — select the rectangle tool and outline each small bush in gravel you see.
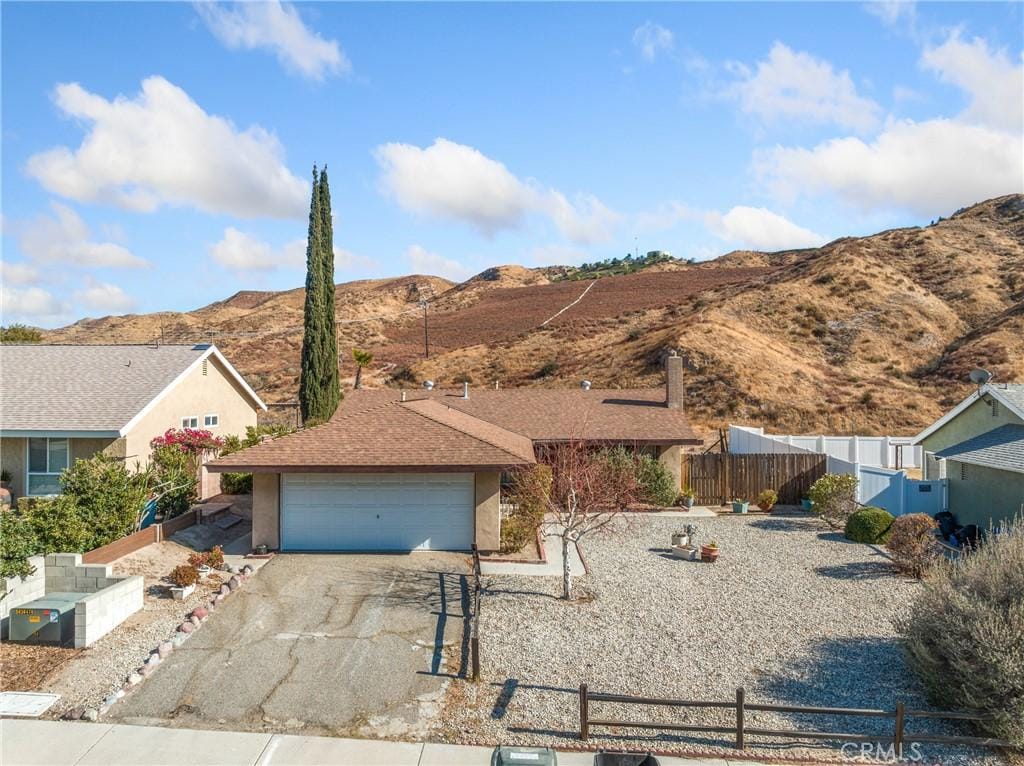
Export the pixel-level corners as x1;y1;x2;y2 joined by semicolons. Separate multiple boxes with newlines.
501;468;550;553
886;514;940;577
844;506;894;543
895;516;1024;747
599;446;677;507
808;473;859;527
169;564;199;587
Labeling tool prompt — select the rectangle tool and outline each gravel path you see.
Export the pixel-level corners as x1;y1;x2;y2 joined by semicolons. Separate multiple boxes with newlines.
440;513;1008;765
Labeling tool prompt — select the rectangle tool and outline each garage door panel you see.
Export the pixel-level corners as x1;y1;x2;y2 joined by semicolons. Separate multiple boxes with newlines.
281;473;475;551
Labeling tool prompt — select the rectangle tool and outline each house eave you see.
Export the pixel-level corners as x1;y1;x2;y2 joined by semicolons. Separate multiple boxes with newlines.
0;429;122;439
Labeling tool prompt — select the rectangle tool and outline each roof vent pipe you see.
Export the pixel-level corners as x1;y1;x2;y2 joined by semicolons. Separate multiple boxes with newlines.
580;380;592;390
462;382;470;399
401;389;407;402
423;380;434;390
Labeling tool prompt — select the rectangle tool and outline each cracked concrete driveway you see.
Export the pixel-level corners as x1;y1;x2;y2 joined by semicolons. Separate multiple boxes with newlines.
109;553;471;738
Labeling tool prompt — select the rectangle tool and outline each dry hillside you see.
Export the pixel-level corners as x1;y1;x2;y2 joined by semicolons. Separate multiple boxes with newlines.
42;195;1024;436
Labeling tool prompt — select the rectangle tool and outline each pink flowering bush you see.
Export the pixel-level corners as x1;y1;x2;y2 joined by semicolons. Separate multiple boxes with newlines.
150;429;223;518
150;428;224;452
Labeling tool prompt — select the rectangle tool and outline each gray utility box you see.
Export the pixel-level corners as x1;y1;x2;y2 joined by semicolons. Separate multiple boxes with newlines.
8;592;86;646
491;746;557;766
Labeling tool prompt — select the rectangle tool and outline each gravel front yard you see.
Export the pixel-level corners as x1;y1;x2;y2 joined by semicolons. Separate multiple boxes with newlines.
440;513;1007;765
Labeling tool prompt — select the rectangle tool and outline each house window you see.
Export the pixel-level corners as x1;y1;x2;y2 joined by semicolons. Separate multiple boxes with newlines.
204;414;219;427
27;437;69;495
181;416;199;428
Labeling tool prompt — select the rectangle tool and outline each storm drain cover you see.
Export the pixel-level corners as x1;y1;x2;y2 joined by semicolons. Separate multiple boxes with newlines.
0;692;60;717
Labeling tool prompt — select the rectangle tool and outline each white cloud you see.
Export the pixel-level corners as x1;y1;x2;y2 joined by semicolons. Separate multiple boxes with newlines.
17;203;147;268
210;227;305;272
195;0;349;81
634;200;701;232
374;138;618;244
1;286;69;322
706;206;826;251
633;22;674;62
864;1;916;28
921;31;1023;132
728;42;882;132
0;261;40;285
405;244;473;282
74;279;137;314
26;77;307;219
757;117;1023;216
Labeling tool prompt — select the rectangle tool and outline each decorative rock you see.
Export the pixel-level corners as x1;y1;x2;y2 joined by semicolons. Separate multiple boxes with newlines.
178;621;194;634
103;694;120;708
208;598;218;610
191;606;209;620
219;584;231;596
228;565;241;575
139;664;155;677
189;615;202;627
172;633;189;648
127;672;143;686
145;653;161;667
64;707;85;720
158;641;173;658
227;576;240;591
214;593;225;602
82;708;99;722
241;565;254;575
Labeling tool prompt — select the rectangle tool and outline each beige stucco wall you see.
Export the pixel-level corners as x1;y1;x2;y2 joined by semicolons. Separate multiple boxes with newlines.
1;436;124;501
124;354;260;467
252;473;281;550
921;396;1023;479
474;471;501;551
658;444;683;495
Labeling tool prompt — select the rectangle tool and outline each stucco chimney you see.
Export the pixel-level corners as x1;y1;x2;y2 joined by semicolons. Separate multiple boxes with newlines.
666;350;684;410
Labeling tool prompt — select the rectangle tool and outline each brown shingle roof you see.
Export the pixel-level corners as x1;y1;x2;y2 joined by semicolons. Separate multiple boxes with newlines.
210;386;700;473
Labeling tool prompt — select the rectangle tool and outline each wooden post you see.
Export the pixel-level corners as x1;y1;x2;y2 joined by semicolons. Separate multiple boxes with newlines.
580;683;589;740
471;636;480;681
894;701;905;759
736;687;745;749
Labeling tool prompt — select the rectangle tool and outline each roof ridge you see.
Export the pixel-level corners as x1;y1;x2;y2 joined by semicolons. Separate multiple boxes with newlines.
400;399;535;463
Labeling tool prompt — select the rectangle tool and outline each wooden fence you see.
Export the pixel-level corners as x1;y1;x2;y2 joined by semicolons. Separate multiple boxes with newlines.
681;453;826;505
470;544;482;681
579;685;1010;755
82;509;200;564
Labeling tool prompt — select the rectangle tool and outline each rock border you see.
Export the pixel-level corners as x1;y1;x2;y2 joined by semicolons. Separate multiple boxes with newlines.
61;563;257;721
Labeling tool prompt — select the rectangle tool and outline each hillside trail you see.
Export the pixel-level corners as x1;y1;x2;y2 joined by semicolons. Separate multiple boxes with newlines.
538;280;597;327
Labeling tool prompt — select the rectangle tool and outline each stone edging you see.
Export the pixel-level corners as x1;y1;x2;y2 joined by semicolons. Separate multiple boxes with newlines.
61;562;261;722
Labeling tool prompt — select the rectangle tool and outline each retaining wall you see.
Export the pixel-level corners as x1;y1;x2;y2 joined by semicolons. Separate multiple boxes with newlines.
44;553;144;648
0;555;46;639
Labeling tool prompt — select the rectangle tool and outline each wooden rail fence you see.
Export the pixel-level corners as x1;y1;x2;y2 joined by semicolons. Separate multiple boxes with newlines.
579;685;1010;755
681;453;826;505
470;544;482;681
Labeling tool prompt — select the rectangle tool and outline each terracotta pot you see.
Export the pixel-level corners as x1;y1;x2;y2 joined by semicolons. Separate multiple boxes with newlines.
758;504;774;513
701;545;719;562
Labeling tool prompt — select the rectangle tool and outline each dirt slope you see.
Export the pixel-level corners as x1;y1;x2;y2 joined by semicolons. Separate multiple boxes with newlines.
42;195;1024;435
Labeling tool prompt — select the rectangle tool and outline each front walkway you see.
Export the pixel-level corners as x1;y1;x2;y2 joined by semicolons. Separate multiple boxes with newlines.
0;719;765;766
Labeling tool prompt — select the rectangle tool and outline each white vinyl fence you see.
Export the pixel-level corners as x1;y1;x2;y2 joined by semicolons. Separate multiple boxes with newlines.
730;426;944;517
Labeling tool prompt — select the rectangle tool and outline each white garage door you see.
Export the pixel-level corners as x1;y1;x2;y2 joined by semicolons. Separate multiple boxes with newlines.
280;473;475;551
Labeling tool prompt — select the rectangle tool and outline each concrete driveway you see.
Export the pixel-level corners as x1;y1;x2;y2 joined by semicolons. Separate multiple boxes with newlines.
109;553;471;738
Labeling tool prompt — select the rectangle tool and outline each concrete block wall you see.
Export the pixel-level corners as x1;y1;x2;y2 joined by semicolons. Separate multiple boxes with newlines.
43;554;144;648
0;555;46;639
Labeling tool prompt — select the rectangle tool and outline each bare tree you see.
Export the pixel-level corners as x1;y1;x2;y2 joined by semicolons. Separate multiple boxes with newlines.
510;440;639;600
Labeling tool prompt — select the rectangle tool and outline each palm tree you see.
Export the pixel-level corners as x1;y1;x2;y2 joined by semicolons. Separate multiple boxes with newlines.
352;348;373;389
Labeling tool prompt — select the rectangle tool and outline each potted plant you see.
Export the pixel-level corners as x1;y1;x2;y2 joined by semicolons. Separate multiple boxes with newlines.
671;530;689;546
0;468;11;488
801;496;814;512
731;497;749;514
701;540;719;562
169;564;199;599
679;486;696;509
757;489;778;513
188;551;212;577
672;544;700;561
206;545;225;570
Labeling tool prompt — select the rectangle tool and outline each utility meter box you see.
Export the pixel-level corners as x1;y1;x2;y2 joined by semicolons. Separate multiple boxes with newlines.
8;593;85;646
491;746;557;766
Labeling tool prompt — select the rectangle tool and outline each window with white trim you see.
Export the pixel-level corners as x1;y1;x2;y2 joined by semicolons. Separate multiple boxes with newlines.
204;414;219;427
181;416;199;428
27;437;69;495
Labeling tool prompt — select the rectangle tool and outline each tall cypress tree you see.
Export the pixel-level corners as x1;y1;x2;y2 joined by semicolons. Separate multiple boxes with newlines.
317;166;340;415
299;165;326;423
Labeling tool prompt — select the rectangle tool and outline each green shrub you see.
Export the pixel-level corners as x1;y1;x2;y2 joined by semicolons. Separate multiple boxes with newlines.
169;564;199;587
808;473;859;527
844;506;894;543
886;513;940;578
0;323;43;343
151;445;197;518
533;360;559;379
757;489;778;509
221;472;253;494
895;517;1024;747
218;425;294;495
19;495;91;555
0;513;38;586
598;447;678;507
501;467;550;554
60;454;151;550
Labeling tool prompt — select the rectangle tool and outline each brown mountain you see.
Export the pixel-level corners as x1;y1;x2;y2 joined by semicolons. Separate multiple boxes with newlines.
43;194;1024;436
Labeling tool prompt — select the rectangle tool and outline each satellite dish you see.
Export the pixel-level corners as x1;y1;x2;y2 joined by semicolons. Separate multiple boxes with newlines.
969;368;993;386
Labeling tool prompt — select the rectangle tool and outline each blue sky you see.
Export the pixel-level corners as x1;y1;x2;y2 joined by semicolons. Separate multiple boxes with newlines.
2;1;1022;327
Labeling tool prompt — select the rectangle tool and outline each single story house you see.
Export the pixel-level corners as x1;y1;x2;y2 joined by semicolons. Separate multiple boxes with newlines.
0;343;266;500
913;382;1024;528
209;353;701;552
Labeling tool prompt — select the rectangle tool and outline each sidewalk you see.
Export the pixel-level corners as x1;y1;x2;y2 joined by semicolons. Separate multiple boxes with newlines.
0;719;765;766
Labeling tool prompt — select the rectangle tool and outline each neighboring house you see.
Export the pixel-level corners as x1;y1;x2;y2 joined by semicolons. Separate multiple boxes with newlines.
0;344;267;500
913;382;1024;529
210;354;700;552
